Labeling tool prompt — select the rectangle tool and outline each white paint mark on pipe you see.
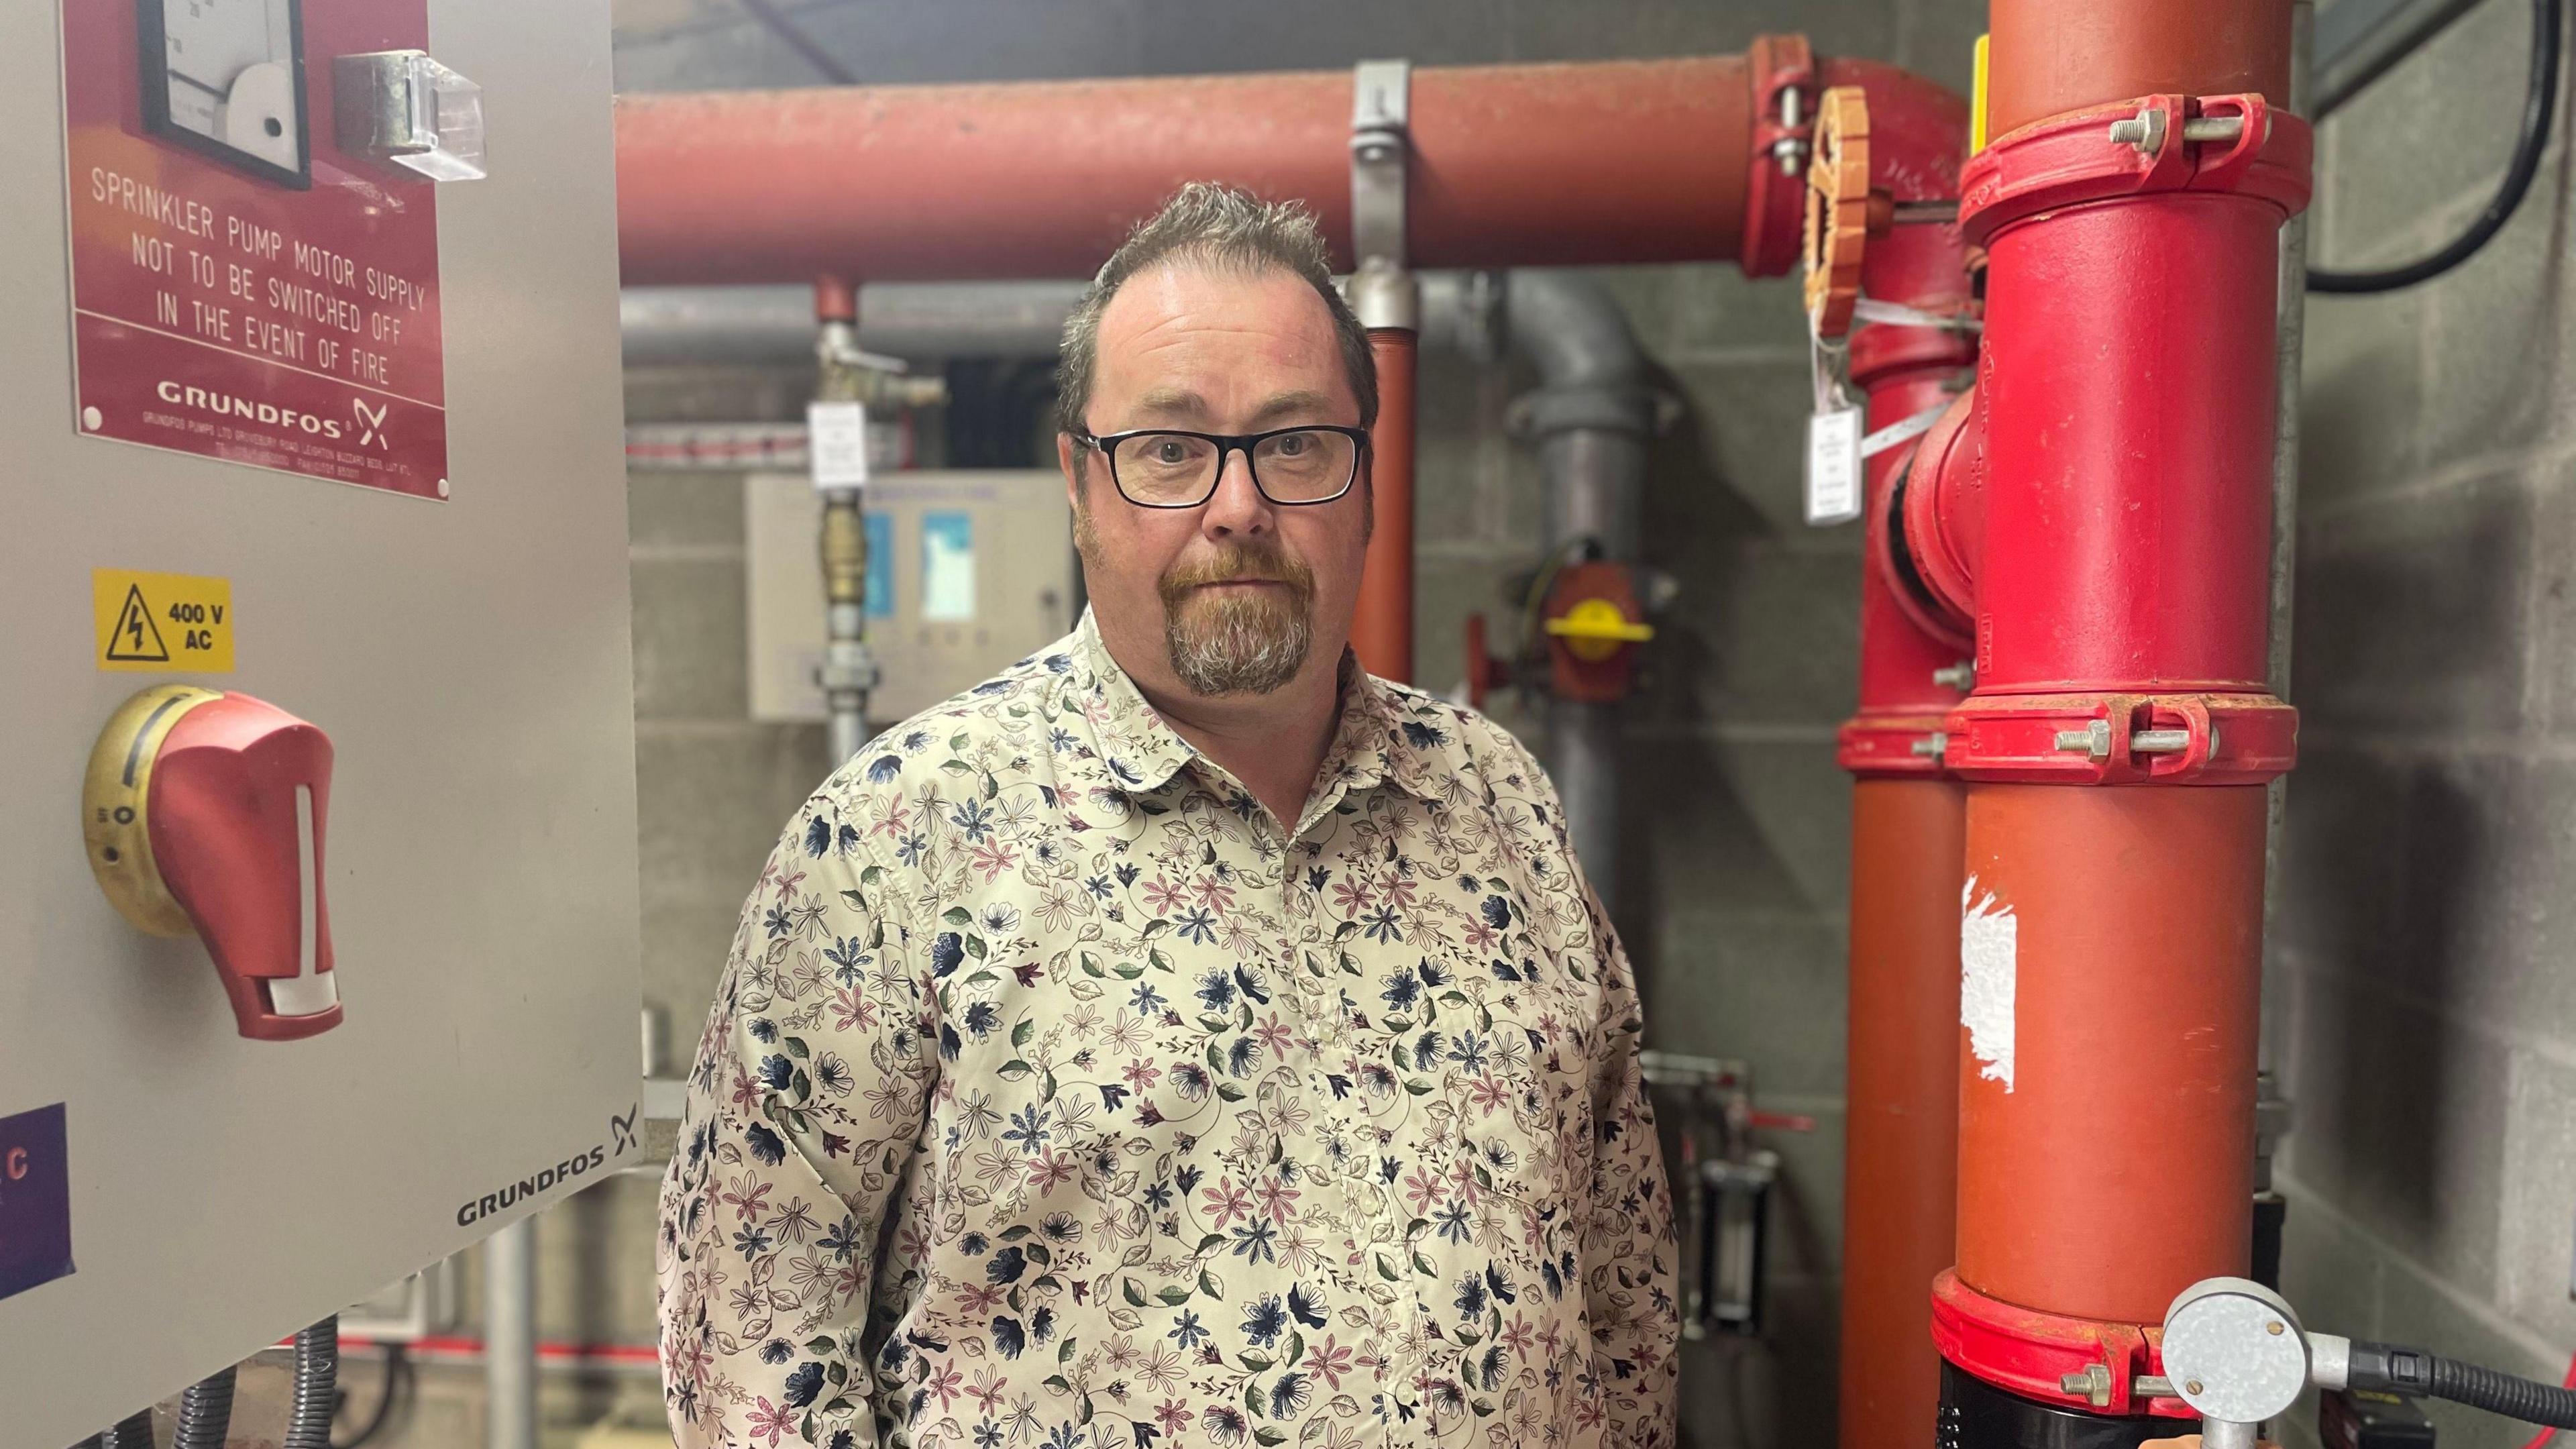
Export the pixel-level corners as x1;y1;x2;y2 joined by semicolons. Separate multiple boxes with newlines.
1961;875;2018;1093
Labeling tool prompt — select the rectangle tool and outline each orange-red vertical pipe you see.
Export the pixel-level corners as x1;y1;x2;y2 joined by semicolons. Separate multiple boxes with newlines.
1354;327;1418;683
1931;0;2307;1435
1827;71;1976;1449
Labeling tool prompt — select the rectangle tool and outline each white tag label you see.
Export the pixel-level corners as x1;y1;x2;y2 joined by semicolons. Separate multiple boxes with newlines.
808;400;871;490
1805;407;1864;525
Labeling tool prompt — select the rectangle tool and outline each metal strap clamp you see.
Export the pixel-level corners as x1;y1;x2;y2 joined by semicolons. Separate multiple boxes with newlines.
1349;58;1417;330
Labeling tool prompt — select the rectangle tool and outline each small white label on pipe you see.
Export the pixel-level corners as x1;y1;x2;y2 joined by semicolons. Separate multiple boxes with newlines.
1961;875;2017;1092
808;400;871;490
1805;406;1864;525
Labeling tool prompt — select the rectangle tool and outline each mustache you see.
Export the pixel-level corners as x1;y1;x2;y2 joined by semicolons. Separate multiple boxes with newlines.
1158;543;1316;602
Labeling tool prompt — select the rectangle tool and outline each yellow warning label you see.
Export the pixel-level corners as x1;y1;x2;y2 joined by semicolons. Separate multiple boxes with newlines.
93;570;233;674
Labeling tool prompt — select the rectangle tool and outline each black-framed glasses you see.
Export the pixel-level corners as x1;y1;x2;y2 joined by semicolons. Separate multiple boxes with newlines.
1073;425;1369;508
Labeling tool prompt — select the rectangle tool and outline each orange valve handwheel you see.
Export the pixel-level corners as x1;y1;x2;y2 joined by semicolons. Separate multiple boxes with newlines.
1803;85;1872;339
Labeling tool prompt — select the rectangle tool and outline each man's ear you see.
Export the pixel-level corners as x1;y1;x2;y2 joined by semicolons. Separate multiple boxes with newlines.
1059;433;1083;512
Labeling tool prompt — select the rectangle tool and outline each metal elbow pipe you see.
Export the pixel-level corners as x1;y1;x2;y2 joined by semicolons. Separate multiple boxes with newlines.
1505;271;1659;563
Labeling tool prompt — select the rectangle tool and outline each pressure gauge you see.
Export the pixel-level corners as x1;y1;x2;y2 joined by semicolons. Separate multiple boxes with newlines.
139;0;311;188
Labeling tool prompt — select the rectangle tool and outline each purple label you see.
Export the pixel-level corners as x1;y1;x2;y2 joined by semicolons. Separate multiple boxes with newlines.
0;1103;74;1302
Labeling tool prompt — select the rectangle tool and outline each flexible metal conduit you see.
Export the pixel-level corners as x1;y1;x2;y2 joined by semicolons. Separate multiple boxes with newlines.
172;1368;236;1449
285;1319;339;1449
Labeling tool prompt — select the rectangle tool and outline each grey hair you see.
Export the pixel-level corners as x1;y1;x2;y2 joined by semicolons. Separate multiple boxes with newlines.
1055;182;1379;441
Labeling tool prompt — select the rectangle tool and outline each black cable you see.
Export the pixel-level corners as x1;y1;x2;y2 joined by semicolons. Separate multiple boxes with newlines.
2311;0;2563;294
2348;1341;2576;1428
331;1345;409;1449
2433;1356;2576;1427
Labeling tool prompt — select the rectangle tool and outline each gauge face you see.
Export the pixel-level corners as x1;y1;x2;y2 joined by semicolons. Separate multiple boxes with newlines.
139;0;311;188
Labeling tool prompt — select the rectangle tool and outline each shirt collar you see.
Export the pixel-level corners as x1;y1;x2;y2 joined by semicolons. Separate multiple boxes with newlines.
1049;607;1446;808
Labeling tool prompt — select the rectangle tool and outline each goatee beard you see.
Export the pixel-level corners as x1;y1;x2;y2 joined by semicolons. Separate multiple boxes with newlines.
1157;541;1316;696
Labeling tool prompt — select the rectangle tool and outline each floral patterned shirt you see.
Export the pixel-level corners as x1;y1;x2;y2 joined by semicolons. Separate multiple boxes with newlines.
658;610;1678;1449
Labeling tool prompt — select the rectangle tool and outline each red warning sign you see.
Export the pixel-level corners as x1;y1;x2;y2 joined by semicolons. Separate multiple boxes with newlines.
60;0;447;499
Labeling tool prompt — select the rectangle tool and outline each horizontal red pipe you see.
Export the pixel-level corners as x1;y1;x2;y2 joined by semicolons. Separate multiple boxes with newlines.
616;59;1760;284
284;1332;660;1367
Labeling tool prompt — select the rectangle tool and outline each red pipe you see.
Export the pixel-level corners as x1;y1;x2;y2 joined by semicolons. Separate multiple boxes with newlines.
300;1332;660;1368
1936;0;2306;1423
1833;83;1977;1446
1357;327;1417;682
616;60;1762;284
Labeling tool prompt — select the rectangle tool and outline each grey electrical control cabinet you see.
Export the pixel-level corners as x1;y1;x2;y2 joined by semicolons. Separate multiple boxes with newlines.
3;0;638;1438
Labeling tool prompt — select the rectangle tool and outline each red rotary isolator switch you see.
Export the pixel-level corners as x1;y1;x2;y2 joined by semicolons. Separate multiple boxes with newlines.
83;686;342;1040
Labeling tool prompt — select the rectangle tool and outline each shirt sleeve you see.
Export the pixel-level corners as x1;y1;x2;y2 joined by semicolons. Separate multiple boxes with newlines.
657;788;936;1448
1579;878;1682;1449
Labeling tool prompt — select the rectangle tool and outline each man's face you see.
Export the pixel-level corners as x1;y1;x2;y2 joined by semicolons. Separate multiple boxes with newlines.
1061;260;1371;700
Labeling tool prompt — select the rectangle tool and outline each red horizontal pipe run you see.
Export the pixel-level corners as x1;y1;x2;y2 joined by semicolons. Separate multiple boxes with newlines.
616;59;1756;284
282;1333;660;1367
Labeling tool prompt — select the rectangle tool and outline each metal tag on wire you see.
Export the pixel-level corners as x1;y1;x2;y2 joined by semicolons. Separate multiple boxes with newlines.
1804;326;1864;526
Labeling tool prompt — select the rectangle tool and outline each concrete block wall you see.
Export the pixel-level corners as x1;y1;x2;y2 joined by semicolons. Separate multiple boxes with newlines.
2278;2;2576;1446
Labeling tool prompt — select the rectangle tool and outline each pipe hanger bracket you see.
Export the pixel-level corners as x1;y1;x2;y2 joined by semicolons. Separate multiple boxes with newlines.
1349;58;1416;330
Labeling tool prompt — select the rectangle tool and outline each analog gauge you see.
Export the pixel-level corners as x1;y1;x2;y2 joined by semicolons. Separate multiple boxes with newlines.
139;0;311;187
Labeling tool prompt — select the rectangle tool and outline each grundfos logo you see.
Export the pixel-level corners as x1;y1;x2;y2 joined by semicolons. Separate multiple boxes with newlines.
451;1106;639;1227
455;1143;610;1226
155;380;346;439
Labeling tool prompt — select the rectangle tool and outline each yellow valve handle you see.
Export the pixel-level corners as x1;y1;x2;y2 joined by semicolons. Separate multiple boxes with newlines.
1544;598;1655;662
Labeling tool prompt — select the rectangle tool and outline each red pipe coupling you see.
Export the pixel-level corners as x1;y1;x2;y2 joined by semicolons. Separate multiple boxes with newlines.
1929;1271;2196;1421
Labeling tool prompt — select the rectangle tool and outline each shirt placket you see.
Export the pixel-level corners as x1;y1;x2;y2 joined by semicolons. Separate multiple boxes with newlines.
1283;799;1425;1443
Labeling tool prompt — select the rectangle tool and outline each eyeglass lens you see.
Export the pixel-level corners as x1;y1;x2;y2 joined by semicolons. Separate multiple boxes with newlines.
1110;430;1357;505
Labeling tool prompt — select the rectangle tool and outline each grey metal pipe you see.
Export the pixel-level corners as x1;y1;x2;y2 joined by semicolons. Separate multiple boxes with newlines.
486;1218;539;1449
1504;271;1658;924
1550;698;1626;913
623;280;1088;366
623;274;1489;368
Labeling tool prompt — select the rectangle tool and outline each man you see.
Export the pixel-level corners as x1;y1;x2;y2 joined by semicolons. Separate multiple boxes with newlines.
658;182;1678;1449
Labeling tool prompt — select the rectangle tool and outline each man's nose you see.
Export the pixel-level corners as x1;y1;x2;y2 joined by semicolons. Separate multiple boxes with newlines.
1199;445;1273;538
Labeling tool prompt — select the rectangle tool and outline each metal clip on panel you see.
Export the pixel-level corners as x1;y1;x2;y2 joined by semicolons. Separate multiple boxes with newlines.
333;51;486;180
